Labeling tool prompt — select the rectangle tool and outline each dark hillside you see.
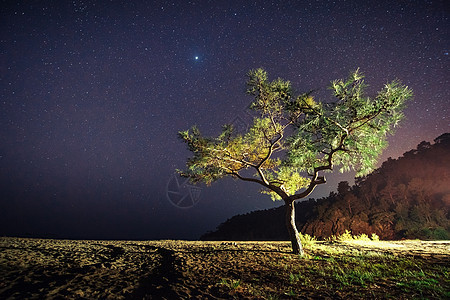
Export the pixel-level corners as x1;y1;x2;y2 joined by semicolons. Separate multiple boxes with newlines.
201;133;450;241
201;199;317;241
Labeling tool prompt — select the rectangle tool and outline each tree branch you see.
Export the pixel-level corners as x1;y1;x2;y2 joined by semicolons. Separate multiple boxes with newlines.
228;171;266;186
289;133;348;202
349;109;383;132
227;170;289;199
259;167;272;185
257;132;283;168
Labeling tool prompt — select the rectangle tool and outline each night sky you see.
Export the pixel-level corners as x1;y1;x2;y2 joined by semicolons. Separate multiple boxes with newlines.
1;0;448;240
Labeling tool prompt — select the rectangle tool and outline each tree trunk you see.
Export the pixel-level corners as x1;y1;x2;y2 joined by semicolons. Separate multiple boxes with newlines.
285;200;304;255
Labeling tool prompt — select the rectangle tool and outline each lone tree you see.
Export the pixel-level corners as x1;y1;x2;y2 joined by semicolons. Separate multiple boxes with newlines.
179;69;412;255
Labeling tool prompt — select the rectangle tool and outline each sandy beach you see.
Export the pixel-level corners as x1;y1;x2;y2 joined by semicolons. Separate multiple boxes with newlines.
1;237;449;299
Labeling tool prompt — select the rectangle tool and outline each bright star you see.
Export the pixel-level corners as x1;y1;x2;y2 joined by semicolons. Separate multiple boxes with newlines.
194;56;199;60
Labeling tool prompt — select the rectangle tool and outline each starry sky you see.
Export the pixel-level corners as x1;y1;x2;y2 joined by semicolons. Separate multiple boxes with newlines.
1;0;448;240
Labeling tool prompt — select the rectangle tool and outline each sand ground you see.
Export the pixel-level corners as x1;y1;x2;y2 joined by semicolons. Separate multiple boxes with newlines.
1;237;449;299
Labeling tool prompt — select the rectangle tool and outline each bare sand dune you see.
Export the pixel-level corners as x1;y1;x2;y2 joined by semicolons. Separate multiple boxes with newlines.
1;237;449;299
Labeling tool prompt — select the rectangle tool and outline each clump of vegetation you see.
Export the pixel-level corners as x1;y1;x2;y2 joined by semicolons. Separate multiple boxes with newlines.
327;230;380;242
299;232;316;247
218;278;241;291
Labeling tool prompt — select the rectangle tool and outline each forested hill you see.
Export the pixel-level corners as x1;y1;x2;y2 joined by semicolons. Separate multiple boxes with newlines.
201;133;450;241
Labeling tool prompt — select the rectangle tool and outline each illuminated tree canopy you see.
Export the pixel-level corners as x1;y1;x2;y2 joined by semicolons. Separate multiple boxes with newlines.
179;68;412;254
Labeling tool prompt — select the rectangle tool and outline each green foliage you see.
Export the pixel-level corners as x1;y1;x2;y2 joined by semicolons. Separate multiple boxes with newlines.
179;68;412;202
328;230;380;242
408;227;450;240
298;232;317;247
218;278;241;290
262;167;310;200
339;230;355;241
289;69;412;177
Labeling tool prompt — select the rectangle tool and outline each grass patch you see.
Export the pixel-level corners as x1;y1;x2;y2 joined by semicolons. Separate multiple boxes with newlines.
269;240;449;298
218;278;241;290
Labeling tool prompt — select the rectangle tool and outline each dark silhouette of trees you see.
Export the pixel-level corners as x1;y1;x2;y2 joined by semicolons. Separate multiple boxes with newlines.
180;69;412;254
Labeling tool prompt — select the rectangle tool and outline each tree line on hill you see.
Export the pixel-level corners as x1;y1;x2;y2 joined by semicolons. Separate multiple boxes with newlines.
201;133;450;241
